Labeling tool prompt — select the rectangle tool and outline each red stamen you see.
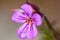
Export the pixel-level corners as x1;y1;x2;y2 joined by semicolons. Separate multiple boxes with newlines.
25;17;34;25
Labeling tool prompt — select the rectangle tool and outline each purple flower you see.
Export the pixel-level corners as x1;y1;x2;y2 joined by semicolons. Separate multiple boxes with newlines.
11;4;42;40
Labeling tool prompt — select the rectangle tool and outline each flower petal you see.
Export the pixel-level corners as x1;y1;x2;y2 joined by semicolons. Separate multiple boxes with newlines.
32;13;42;26
26;24;38;39
12;9;28;23
32;24;38;37
26;24;33;39
17;23;28;39
21;4;33;17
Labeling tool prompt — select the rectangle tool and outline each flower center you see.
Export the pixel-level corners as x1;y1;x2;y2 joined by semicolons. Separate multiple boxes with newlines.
26;17;33;25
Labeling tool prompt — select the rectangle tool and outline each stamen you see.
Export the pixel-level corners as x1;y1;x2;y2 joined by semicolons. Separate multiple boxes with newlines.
25;17;33;25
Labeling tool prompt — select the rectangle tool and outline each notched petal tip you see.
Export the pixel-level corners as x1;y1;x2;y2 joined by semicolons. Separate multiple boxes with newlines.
17;23;28;39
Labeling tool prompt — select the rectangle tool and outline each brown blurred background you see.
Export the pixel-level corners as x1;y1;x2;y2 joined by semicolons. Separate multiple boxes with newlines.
0;0;60;40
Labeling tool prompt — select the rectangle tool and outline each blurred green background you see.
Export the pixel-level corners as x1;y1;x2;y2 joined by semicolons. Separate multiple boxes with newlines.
0;0;60;40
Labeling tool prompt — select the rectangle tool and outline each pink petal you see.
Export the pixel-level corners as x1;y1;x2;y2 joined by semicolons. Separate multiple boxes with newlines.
26;24;38;39
21;4;33;17
32;24;38;37
32;13;42;26
26;24;32;39
12;9;28;23
17;23;28;39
